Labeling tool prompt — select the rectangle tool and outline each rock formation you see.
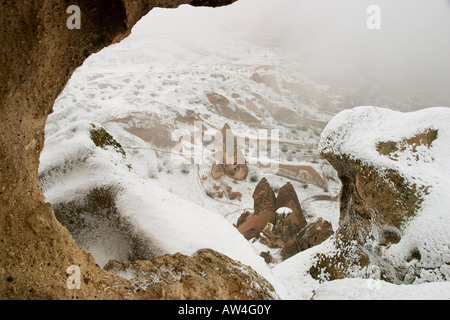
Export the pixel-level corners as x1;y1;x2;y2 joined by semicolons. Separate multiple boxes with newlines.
0;0;243;300
313;106;450;284
104;249;278;300
237;178;276;240
211;123;249;181
237;178;333;260
276;182;307;231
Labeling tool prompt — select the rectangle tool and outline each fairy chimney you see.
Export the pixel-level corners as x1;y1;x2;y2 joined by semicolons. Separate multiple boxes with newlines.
237;178;276;239
211;123;248;181
276;182;307;230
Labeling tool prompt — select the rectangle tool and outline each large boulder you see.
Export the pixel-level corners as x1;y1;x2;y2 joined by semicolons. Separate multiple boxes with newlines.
314;106;450;284
105;249;278;300
0;0;237;300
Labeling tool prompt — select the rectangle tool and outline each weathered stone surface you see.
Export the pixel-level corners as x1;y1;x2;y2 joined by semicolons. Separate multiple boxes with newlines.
237;178;276;240
211;123;249;181
0;0;237;300
253;178;277;215
325;154;424;244
211;161;226;179
105;249;278;300
237;179;333;259
311;151;423;282
259;216;299;249
312;107;450;284
281;218;333;260
313;153;428;283
52;186;158;266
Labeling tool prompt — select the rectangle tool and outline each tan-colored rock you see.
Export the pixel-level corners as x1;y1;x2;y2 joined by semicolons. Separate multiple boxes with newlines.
211;123;249;181
236;179;333;260
259;217;299;250
211;161;226;179
237;178;276;240
0;0;238;300
276;183;307;230
281;218;333;260
105;249;278;300
313;107;450;283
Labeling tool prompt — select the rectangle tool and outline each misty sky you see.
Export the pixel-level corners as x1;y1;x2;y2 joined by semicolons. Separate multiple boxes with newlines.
135;0;450;93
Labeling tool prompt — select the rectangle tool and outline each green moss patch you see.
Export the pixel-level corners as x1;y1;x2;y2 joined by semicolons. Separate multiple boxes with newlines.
90;124;126;158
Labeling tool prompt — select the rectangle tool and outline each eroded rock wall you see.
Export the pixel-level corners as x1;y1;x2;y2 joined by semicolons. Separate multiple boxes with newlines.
314;107;450;284
0;0;237;300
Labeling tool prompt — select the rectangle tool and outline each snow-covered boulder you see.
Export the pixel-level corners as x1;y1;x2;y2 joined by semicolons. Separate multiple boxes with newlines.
315;106;450;284
105;249;278;300
237;178;277;240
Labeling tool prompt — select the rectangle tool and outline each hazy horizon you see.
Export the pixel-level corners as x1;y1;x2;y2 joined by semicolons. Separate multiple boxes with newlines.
133;0;450;99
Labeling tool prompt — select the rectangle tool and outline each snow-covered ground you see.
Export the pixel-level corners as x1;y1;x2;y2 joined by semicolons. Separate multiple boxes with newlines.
40;1;450;299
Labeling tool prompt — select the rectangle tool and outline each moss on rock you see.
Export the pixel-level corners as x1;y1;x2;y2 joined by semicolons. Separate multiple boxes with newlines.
312;128;441;283
90;124;126;158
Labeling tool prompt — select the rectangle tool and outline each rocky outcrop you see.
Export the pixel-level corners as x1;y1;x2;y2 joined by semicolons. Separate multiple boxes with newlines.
313;107;450;284
237;178;276;240
281;218;333;260
52;186;158;267
237;178;333;260
105;249;278;300
258;211;299;249
207;92;259;124
0;0;238;300
276;182;307;231
211;123;249;181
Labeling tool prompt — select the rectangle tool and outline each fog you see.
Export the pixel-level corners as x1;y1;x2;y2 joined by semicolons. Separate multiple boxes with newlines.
135;0;450;102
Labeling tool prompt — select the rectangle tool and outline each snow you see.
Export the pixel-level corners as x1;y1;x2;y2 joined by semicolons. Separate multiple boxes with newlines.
312;278;450;300
38;2;450;300
319;106;450;187
276;207;293;216
40;121;288;298
319;106;450;283
272;239;336;299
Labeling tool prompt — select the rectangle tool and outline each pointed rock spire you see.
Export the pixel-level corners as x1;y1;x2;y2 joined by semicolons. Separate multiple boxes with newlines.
237;178;276;240
276;182;307;230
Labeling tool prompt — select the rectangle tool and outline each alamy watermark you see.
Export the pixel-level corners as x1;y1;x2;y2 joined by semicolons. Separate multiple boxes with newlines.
171;121;280;174
67;265;81;290
66;4;381;31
